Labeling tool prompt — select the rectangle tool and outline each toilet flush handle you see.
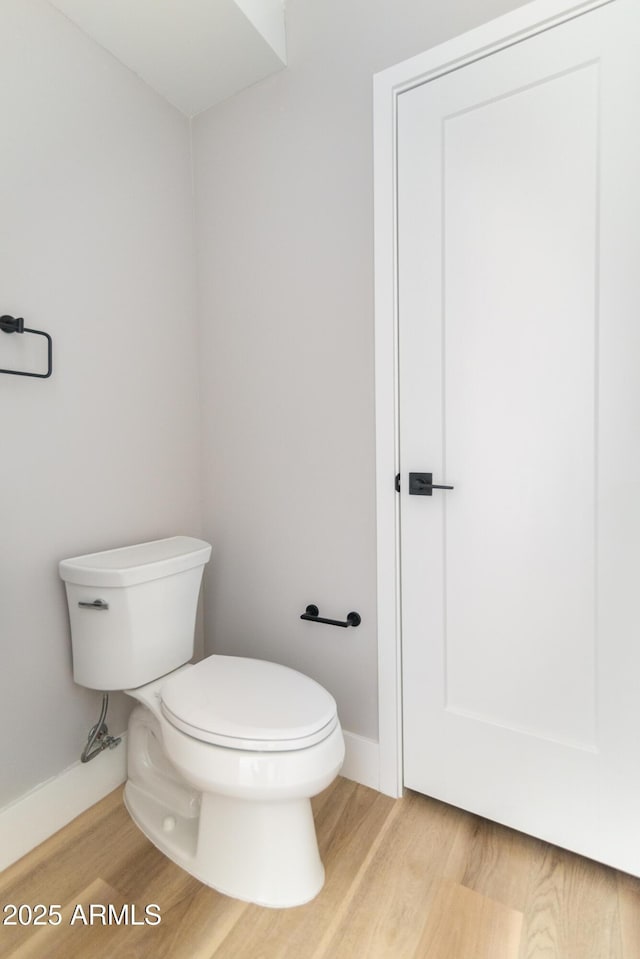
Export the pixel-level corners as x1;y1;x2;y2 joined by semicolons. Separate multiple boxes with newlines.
78;599;110;610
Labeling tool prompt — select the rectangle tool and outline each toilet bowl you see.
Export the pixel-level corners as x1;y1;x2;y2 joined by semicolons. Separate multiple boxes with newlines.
59;537;345;908
124;655;344;907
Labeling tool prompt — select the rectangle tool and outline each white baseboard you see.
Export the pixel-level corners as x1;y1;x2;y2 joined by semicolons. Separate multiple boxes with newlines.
0;729;379;873
341;731;380;791
0;734;128;873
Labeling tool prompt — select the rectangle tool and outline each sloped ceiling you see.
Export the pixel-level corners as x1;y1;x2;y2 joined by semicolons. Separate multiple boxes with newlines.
47;0;287;117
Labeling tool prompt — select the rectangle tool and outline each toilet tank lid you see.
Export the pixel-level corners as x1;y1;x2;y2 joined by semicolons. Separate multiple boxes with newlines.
59;536;212;587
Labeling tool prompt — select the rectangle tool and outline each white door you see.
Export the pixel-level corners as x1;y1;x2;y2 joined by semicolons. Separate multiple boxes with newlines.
398;0;640;874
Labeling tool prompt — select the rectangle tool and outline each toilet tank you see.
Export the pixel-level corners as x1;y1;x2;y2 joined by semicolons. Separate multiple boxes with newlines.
59;536;212;691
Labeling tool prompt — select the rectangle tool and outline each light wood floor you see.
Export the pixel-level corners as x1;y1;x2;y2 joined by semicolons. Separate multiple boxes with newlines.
1;777;638;958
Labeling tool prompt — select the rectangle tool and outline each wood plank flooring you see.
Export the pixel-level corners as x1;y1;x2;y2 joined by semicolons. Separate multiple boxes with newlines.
0;777;638;958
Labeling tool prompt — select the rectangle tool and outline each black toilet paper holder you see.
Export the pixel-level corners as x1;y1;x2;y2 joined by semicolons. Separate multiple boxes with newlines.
300;605;361;628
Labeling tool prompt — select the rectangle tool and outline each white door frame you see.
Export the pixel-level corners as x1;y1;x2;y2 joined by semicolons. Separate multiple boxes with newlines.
373;0;615;799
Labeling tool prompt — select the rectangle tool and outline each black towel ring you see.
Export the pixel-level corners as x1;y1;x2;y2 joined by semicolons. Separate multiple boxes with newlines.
0;314;53;379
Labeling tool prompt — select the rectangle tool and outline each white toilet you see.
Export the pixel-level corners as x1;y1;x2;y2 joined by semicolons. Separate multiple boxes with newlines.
59;536;345;908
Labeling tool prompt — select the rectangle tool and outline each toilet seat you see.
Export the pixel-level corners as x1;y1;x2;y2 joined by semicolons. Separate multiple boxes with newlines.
161;655;339;752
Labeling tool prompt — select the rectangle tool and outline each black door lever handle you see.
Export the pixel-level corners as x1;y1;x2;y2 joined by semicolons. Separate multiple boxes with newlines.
408;472;454;496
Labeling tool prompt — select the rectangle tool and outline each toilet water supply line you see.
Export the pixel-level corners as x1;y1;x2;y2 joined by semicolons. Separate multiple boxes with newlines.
81;693;122;763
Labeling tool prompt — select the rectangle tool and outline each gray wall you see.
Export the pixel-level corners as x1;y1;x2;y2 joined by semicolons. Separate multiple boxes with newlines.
0;0;532;811
193;0;529;740
0;0;202;808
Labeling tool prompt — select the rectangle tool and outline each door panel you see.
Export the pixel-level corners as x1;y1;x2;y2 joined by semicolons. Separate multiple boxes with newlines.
398;0;640;873
444;62;599;749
